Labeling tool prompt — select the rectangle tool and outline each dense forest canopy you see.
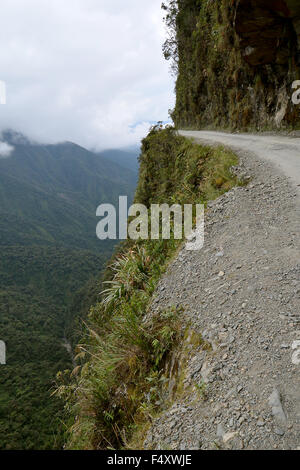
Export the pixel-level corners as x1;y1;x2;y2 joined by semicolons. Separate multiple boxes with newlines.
0;134;137;449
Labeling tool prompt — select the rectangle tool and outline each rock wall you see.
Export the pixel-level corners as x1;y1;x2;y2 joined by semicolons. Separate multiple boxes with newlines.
235;0;300;67
171;0;300;130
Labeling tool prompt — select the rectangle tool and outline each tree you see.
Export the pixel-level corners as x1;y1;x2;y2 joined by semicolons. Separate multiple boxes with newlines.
162;1;179;76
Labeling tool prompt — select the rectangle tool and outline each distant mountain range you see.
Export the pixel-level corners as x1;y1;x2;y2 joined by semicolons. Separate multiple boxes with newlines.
98;148;140;173
0;130;138;251
0;130;138;449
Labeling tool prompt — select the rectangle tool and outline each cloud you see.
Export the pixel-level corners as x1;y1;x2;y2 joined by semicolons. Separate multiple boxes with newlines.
0;0;174;150
0;141;14;158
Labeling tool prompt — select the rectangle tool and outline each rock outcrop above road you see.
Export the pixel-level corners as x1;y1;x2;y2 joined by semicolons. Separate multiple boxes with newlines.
170;1;300;130
235;0;300;66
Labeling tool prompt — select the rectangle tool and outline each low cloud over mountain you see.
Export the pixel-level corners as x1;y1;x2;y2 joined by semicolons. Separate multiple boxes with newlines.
0;0;174;150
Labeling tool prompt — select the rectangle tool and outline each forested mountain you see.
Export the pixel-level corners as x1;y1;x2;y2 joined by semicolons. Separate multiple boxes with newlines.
0;131;137;449
98;148;140;173
0;131;137;251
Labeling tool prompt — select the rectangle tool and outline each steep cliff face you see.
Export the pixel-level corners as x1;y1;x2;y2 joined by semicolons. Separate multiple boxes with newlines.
236;0;300;67
171;0;300;130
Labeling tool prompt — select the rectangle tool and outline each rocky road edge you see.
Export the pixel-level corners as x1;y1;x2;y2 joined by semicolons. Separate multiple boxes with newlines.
143;146;300;450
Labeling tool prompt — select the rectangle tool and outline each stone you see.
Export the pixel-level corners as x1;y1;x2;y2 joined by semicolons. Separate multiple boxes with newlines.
268;389;287;426
217;424;225;439
223;432;238;444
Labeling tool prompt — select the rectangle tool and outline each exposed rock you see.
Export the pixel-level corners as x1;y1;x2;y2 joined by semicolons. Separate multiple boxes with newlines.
235;0;300;66
268;389;287;426
223;431;238;444
172;0;300;130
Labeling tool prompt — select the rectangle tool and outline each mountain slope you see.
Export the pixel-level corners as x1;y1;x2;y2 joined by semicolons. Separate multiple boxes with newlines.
166;0;300;130
98;148;140;173
0;246;105;449
0;131;137;251
0;131;138;449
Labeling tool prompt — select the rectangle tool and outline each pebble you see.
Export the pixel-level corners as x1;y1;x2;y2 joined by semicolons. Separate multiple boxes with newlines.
143;150;300;451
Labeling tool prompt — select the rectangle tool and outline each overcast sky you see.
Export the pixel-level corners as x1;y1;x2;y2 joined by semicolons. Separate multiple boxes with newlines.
0;0;175;151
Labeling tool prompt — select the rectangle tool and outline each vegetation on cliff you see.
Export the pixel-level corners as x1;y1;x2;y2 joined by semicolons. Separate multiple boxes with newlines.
56;126;242;449
163;0;300;130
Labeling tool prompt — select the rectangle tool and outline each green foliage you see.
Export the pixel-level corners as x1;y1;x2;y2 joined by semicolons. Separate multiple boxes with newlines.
101;247;151;308
162;0;179;76
135;125;240;206
164;0;300;130
0;246;104;449
0;134;137;449
55;235;183;450
58;126;242;450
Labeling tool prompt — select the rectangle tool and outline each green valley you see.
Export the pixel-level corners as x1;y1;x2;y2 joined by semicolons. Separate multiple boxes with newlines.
0;131;137;449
